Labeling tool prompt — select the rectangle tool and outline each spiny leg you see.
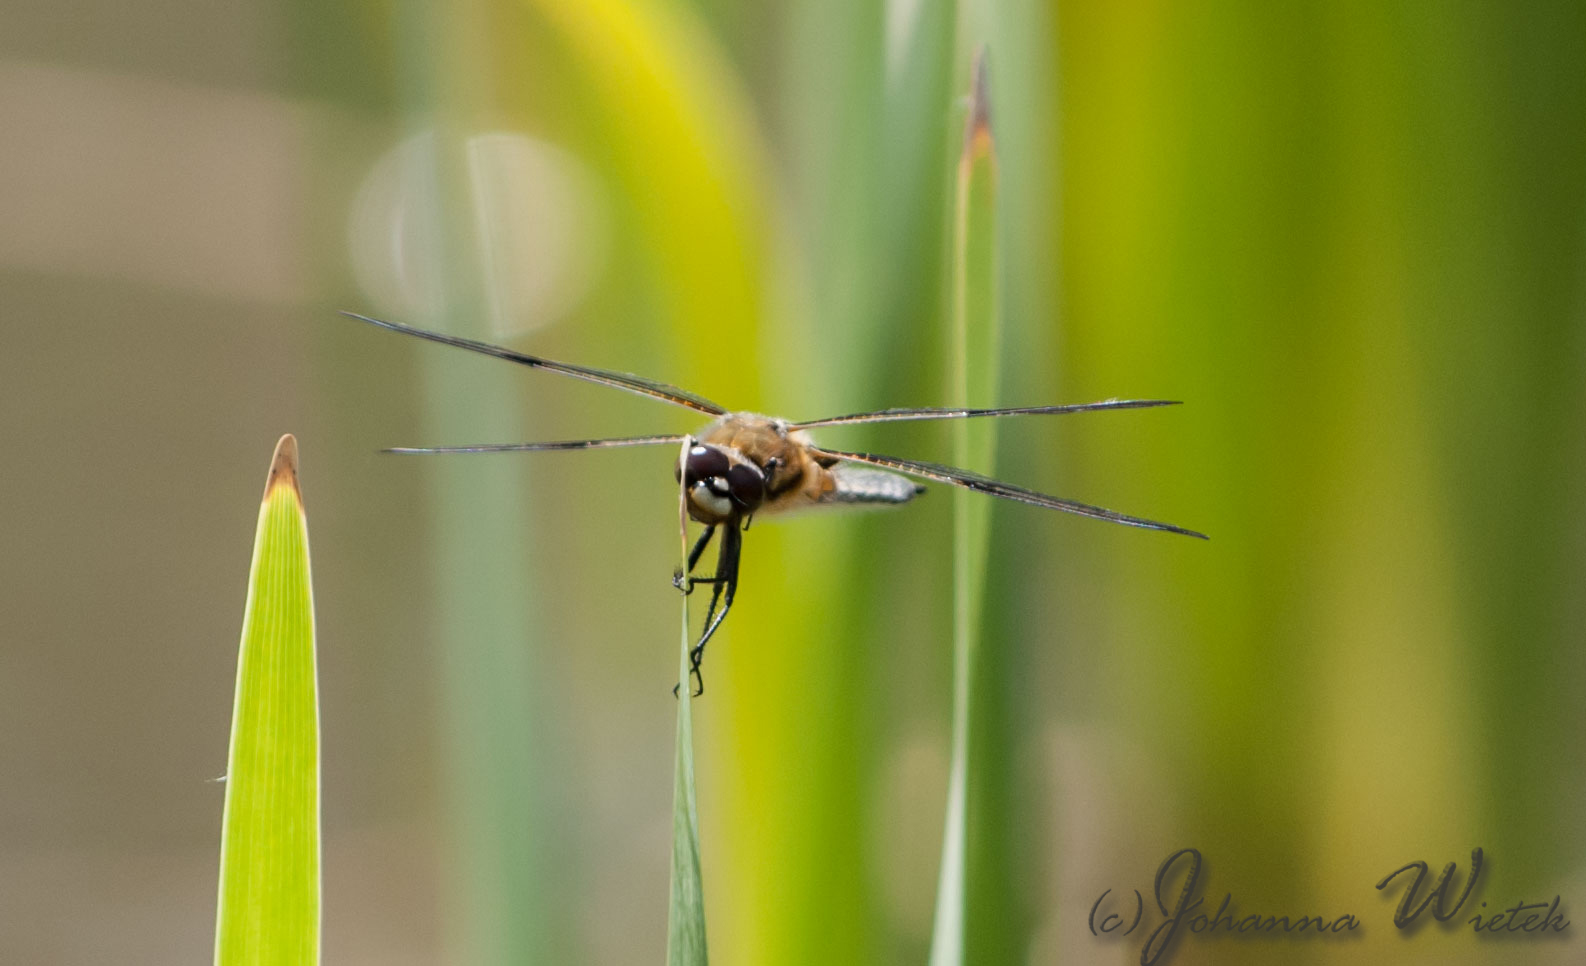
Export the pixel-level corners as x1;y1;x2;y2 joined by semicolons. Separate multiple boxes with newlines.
684;519;742;697
674;569;729;698
672;524;717;594
688;524;716;571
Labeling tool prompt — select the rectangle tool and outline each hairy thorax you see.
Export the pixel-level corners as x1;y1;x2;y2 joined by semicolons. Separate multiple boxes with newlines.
695;413;837;518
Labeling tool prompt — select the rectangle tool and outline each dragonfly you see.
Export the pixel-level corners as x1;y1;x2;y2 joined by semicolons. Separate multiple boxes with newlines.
346;311;1206;695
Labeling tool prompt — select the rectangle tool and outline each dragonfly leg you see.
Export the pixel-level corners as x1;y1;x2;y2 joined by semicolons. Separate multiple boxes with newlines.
687;524;717;571
671;525;717;595
674;519;742;697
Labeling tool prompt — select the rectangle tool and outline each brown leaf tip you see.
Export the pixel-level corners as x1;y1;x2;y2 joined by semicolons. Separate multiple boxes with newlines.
968;46;993;141
265;433;301;500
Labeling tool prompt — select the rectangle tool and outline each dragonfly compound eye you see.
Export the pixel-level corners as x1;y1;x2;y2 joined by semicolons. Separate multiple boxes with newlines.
683;444;730;486
726;463;765;511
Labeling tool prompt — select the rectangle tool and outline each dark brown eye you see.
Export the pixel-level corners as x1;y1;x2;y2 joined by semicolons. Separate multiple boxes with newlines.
726;463;765;511
684;445;730;486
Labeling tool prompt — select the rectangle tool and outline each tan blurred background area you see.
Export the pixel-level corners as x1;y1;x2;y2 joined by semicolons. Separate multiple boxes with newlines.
3;1;1585;965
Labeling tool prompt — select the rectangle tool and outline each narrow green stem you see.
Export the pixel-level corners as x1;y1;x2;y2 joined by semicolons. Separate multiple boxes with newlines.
668;438;709;965
930;50;1001;966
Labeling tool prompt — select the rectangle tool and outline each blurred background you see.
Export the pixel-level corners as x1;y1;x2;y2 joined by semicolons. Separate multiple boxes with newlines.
3;1;1584;964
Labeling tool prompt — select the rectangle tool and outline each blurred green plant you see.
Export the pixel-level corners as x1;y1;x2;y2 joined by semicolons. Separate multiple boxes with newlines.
929;51;1003;966
214;435;321;966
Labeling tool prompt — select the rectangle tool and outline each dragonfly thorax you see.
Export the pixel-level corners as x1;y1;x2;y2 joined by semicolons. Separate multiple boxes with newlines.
682;412;846;522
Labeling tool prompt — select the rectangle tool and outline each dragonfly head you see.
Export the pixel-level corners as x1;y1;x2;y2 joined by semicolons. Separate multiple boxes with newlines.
678;443;764;520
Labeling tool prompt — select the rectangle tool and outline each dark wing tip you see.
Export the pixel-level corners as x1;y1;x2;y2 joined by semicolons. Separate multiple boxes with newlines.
1095;513;1207;540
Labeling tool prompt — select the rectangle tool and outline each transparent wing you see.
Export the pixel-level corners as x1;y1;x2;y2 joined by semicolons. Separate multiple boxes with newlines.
344;311;728;415
384;434;687;454
792;398;1177;429
810;446;1207;539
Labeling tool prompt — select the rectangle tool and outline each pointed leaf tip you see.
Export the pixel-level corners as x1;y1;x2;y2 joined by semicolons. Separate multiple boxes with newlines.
967;47;992;142
218;432;320;965
266;434;301;500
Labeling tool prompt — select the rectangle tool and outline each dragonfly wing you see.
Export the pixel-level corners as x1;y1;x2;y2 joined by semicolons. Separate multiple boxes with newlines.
384;434;686;454
791;398;1178;429
810;446;1207;539
344;312;728;415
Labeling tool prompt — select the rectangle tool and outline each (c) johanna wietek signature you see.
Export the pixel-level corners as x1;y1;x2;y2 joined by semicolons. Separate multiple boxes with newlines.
1090;847;1567;965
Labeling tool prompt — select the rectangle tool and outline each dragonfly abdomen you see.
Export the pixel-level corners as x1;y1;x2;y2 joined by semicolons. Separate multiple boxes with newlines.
825;466;926;506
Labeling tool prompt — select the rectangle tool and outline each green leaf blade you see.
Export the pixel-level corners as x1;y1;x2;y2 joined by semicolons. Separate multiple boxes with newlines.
666;605;708;966
668;441;708;966
215;434;321;966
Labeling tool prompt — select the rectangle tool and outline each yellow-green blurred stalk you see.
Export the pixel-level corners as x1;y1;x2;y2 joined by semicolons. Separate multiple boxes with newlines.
930;51;1003;966
397;3;551;960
